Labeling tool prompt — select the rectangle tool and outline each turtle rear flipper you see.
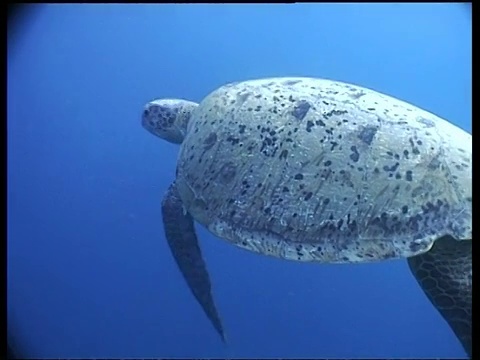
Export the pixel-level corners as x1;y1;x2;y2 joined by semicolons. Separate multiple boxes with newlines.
161;182;226;343
408;235;471;357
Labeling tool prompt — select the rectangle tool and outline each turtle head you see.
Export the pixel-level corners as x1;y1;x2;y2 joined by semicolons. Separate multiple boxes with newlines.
142;99;199;144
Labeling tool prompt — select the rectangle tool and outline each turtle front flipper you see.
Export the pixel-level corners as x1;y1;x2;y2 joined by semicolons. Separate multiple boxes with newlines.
407;235;471;358
161;182;226;343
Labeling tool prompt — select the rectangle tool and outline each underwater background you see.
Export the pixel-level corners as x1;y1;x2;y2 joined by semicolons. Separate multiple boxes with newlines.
7;3;471;359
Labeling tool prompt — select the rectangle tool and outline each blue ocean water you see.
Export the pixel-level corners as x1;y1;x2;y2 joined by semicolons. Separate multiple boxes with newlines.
7;4;471;359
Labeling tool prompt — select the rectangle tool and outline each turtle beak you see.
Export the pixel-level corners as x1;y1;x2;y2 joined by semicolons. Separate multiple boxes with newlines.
141;107;155;136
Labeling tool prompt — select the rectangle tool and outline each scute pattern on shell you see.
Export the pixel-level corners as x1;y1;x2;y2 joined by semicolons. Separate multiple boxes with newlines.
175;77;472;263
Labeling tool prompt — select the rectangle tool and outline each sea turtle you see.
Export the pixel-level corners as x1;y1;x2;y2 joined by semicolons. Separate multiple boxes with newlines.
141;77;472;357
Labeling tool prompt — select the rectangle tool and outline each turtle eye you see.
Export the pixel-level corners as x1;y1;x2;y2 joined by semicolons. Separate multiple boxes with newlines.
143;109;149;117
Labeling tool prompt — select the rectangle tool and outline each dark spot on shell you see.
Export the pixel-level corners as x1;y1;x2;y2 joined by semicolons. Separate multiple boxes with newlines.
306;120;314;132
279;149;288;160
219;162;236;183
304;192;313;201
294;173;304;180
350;91;366;99
226;135;240;145
427;155;442;170
323;198;330;205
357;125;378;145
406;170;413;182
324;109;348;119
283;79;302;86
292;100;311;121
409;138;421;155
417;117;435;128
238;125;246;134
324;160;332;167
237;92;251;106
383;162;400;172
349;146;360;162
337;219;344;229
402;205;408;214
411;186;423;198
203;132;217;150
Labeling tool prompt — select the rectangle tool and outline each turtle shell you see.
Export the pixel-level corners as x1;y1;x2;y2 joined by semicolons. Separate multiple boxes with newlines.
175;77;472;263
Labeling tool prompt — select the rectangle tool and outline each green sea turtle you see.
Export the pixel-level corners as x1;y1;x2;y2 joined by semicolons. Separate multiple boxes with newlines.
141;77;472;356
